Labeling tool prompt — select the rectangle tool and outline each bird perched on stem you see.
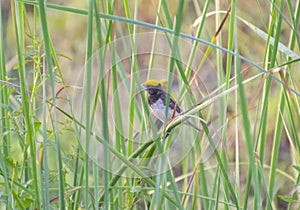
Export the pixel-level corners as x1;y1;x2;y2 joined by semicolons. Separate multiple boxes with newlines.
141;79;201;131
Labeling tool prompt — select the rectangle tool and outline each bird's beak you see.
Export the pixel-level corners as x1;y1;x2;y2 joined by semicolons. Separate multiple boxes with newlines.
141;84;146;90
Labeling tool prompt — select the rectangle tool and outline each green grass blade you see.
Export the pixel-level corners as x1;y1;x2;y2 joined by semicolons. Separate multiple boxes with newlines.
38;0;65;208
13;2;41;208
0;1;10;157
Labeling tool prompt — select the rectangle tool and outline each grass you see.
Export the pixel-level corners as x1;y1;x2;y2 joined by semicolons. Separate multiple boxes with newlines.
1;0;300;209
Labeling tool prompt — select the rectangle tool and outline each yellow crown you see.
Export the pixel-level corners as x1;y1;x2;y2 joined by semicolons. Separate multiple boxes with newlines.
143;79;161;87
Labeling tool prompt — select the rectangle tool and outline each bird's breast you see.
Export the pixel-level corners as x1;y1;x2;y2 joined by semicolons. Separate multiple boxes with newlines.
150;98;179;122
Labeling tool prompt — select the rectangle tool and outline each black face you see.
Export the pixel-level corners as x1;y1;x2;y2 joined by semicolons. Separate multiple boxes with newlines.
144;86;165;106
144;86;157;94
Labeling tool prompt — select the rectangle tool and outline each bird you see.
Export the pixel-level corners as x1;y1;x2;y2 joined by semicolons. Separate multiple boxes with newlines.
141;79;201;131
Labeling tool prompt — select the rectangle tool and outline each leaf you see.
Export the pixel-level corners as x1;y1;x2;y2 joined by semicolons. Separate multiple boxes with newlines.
130;186;142;193
0;103;13;112
277;195;299;203
293;165;300;172
25;50;39;59
15;197;33;209
34;121;42;132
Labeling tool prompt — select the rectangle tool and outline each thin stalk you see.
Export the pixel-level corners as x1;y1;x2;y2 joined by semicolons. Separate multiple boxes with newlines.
13;2;41;208
0;0;10;157
38;0;65;207
231;10;255;210
286;0;300;208
0;4;12;207
265;1;285;209
41;58;50;209
84;0;94;207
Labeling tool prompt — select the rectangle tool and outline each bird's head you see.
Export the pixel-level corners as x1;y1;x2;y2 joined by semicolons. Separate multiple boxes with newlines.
141;79;176;99
141;79;164;94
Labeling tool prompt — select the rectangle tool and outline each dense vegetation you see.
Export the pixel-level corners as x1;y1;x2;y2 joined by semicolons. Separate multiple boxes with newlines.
1;0;299;209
